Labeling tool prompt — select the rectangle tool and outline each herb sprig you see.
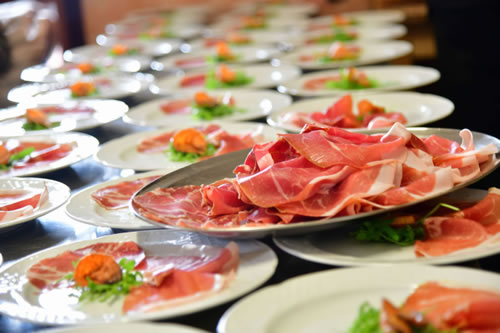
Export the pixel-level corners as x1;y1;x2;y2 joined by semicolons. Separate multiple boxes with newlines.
166;142;217;162
191;103;246;120
63;258;143;304
351;203;460;246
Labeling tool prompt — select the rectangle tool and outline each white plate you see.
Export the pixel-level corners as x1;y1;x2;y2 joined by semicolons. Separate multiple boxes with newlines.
0;178;70;231
267;92;454;133
95;122;283;171
156;45;281;71
237;3;319;16
217;265;500;333
0;100;128;137
152;64;301;93
65;170;167;230
299;24;408;45
106;24;203;40
0;132;99;177
124;89;292;127
8;73;153;104
278;65;440;97
39;322;209;333
280;40;413;70
273;188;500;266
63;44;152;71
0;230;277;325
310;10;406;26
95;35;182;57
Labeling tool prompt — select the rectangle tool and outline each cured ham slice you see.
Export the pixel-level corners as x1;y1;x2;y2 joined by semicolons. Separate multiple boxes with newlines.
123;242;238;313
180;74;206;87
414;217;489;257
132;123;498;229
160;100;192;114
303;76;340;90
136;125;220;154
136;125;258;159
28;240;239;314
91;175;162;210
287;95;408;130
451;188;500;234
175;57;206;68
400;282;500;331
27;241;145;289
0;185;48;222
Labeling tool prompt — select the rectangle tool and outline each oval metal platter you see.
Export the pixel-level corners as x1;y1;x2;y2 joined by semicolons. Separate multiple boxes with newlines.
131;128;500;239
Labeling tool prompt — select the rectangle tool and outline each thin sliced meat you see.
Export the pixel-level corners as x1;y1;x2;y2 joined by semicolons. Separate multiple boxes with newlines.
132;123;498;230
41;106;95;115
175;57;206;67
303;76;340;90
180;74;206;87
451;188;500;234
91;175;162;210
0;185;48;222
160;99;192;114
401;282;500;331
415;217;489;257
27;241;145;289
365;113;407;129
122;242;238;313
9;143;74;170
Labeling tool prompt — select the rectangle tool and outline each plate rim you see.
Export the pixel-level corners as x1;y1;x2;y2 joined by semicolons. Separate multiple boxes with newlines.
0;229;278;325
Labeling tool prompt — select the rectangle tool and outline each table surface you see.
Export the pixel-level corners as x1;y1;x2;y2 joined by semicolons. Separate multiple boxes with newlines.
1;86;499;333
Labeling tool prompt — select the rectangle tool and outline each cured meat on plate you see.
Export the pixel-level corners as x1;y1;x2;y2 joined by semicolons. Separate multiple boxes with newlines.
133;123;498;229
27;240;239;314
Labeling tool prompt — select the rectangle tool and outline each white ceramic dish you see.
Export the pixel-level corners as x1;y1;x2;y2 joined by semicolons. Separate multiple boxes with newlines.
267;92;454;133
156;45;281;71
0;230;278;325
124;89;292;127
274;188;500;266
217;265;500;333
310;10;406;26
39;322;209;333
8;73;153;104
65;169;167;230
95;35;182;57
0;132;99;177
152;64;301;94
0;178;70;231
278;65;440;97
0;99;128;137
106;24;203;40
280;40;413;70
299;24;408;45
95;121;283;171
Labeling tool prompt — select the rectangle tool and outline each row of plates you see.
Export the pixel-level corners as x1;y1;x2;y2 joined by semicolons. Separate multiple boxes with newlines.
9;64;441;105
1;227;499;329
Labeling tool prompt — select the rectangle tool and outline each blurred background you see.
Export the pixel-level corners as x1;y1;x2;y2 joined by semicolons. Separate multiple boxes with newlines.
0;0;499;138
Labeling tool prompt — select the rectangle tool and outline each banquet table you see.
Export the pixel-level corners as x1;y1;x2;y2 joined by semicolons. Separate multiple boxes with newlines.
1;86;499;333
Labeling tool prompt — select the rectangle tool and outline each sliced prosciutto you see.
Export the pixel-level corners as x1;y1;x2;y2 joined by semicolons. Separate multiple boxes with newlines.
123;242;238;313
160;100;192;115
1;139;75;173
27;241;145;289
414;187;500;257
0;185;48;223
136;124;259;159
27;240;239;314
91;175;162;210
400;282;500;331
287;95;408;130
133;123;498;229
180;74;206;87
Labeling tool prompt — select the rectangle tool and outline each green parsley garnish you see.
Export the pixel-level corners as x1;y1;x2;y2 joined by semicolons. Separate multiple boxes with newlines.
205;71;253;89
348;302;457;333
206;54;240;63
312;31;357;44
165;142;217;162
0;146;36;170
191;103;246;120
325;69;379;90
317;54;359;63
63;258;143;304
351;203;460;246
22;121;61;131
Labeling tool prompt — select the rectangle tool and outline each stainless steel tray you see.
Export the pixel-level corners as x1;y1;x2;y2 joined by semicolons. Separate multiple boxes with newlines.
132;128;500;238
